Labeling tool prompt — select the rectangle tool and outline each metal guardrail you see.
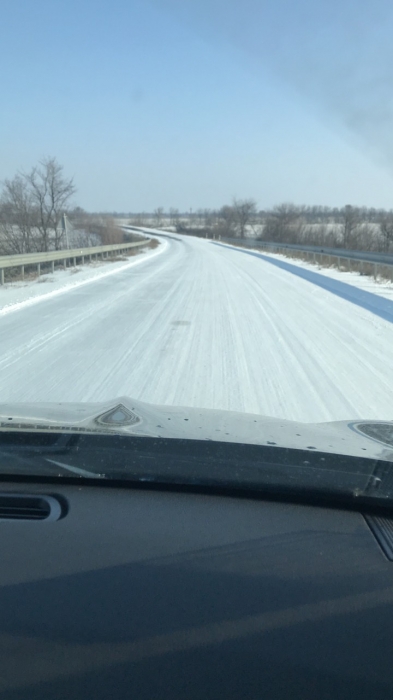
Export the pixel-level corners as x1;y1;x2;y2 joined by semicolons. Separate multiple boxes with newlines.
0;240;149;285
221;237;393;265
220;238;393;282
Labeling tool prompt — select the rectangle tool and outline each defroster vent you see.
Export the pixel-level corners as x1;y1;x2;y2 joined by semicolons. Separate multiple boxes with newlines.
0;494;64;521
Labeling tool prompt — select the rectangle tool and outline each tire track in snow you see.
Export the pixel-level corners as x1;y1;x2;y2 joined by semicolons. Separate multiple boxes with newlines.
0;235;392;422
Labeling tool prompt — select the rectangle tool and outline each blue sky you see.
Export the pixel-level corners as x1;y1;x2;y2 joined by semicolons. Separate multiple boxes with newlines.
2;0;393;211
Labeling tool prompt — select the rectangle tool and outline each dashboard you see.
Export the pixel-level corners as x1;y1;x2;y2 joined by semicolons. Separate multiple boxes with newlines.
0;480;392;699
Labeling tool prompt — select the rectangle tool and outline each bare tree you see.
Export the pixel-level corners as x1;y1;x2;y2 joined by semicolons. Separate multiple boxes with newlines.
24;157;76;251
196;209;205;227
351;222;379;251
379;212;393;251
153;207;164;228
0;158;76;253
203;209;217;229
217;205;237;237
65;209;101;247
0;175;35;253
128;212;147;227
341;205;360;249
232;198;257;238
169;208;180;227
262;203;305;243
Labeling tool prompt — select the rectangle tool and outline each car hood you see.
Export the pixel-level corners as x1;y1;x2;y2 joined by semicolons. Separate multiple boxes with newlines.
0;397;392;463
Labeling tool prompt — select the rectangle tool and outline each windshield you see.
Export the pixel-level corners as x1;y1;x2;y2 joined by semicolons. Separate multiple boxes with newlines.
1;1;393;489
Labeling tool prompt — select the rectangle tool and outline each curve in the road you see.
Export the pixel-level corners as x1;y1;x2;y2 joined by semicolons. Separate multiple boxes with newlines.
0;234;392;424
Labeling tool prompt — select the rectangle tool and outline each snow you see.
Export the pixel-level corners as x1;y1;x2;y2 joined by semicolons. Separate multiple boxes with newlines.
0;242;167;317
244;244;393;302
0;232;392;424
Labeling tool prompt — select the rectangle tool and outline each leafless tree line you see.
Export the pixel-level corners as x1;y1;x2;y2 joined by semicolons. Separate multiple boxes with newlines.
4;158;388;255
128;199;259;240
259;203;393;252
139;201;393;252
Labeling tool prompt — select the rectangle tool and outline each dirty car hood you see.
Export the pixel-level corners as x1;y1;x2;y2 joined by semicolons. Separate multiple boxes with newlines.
0;396;393;463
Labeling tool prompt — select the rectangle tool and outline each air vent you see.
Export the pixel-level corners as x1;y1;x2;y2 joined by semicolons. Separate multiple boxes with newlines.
0;494;63;521
364;515;393;560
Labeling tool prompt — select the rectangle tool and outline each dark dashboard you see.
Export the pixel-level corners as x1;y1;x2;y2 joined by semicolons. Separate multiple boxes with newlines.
0;479;392;699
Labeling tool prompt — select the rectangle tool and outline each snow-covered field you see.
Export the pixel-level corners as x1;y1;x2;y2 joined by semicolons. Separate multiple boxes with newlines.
0;232;392;423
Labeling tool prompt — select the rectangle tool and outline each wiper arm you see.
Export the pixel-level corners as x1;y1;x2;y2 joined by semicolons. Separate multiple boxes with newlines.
45;459;105;479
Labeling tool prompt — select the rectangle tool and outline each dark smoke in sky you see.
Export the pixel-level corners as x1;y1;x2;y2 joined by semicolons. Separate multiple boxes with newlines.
153;0;393;167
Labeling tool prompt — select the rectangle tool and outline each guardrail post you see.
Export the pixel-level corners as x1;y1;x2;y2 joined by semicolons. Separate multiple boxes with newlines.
0;269;4;285
374;263;378;281
89;254;92;263
51;261;55;274
64;259;67;269
37;263;40;277
21;265;24;280
82;256;84;264
73;257;76;267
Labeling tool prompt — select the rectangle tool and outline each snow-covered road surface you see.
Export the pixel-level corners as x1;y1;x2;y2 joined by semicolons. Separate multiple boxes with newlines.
0;233;392;423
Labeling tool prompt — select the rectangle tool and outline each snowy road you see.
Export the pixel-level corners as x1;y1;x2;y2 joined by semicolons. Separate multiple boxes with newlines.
0;233;392;423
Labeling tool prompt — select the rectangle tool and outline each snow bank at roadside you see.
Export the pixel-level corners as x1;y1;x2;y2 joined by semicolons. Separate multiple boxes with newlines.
263;250;393;301
224;242;393;303
0;240;167;317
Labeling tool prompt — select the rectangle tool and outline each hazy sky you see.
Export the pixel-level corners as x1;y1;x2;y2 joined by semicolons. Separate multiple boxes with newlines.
2;0;393;211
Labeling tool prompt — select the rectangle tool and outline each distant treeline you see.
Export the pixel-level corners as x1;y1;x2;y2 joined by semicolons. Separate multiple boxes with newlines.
128;201;393;252
2;158;392;256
